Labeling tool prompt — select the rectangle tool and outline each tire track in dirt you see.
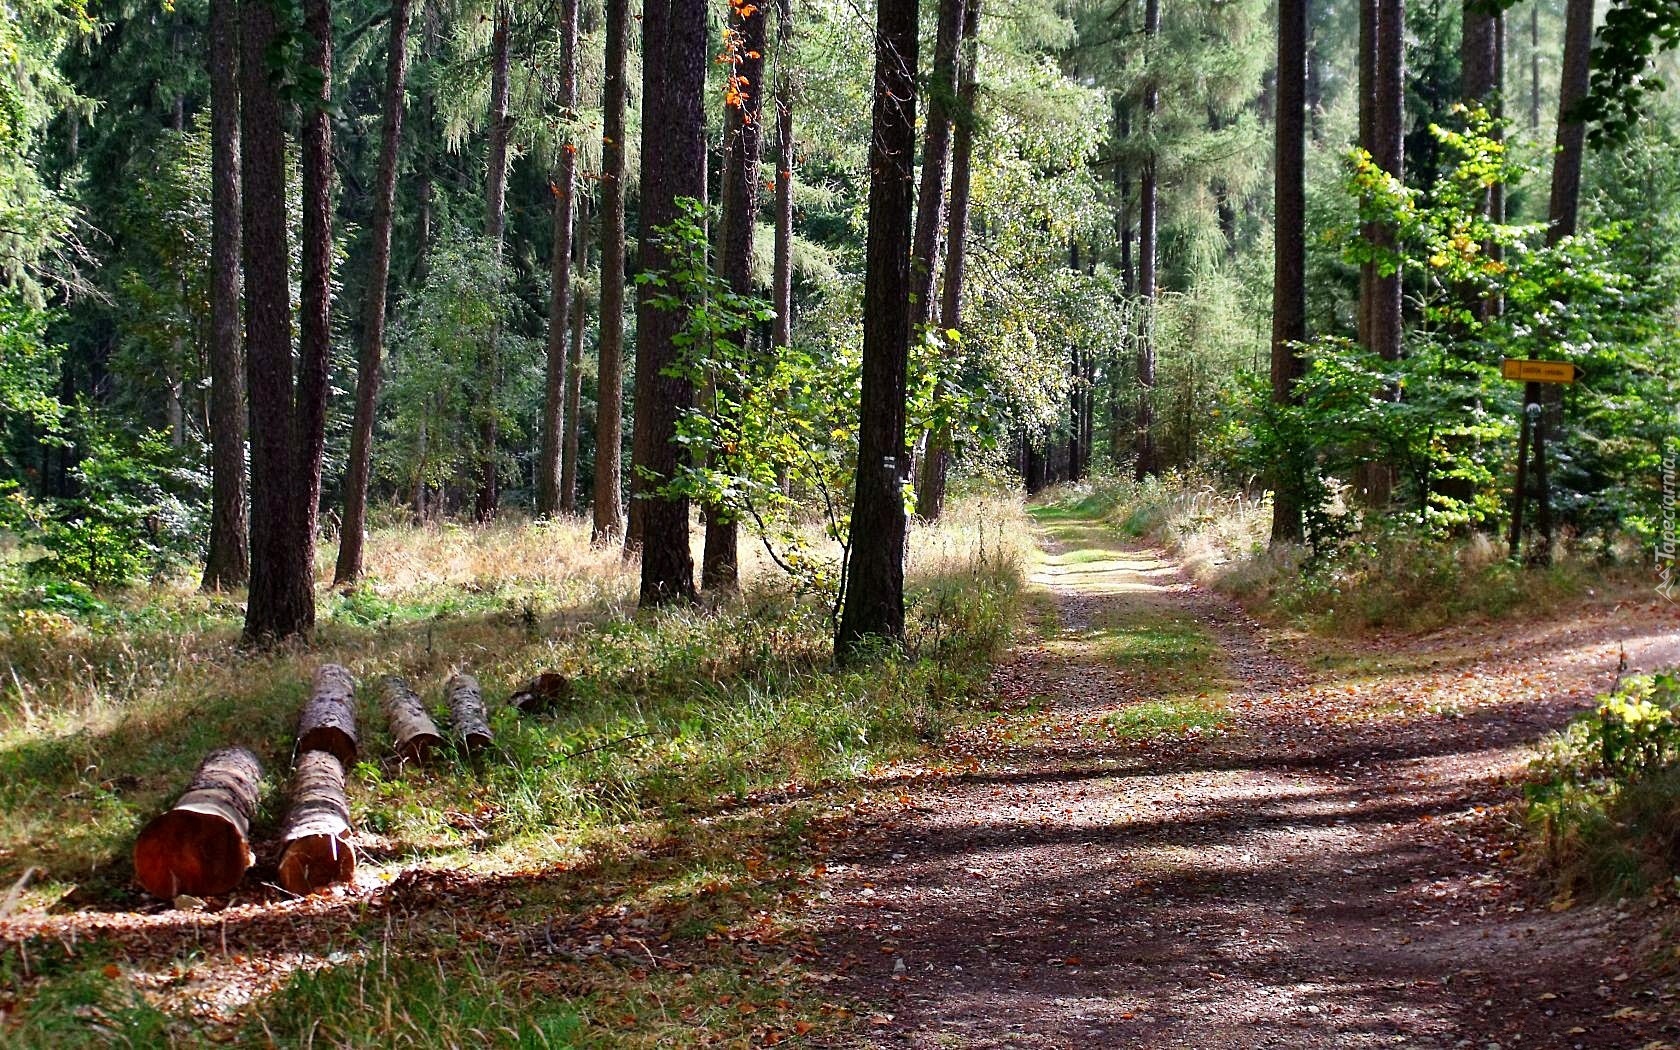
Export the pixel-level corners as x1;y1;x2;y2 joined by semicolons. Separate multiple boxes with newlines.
812;515;1680;1049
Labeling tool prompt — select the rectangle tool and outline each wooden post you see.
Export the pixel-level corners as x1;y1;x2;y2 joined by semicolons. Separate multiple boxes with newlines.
133;747;263;899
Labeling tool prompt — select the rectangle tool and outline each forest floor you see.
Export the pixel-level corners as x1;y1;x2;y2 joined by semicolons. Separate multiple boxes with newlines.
809;507;1680;1049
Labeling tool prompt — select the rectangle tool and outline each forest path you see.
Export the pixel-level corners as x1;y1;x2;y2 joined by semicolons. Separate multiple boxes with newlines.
813;508;1680;1049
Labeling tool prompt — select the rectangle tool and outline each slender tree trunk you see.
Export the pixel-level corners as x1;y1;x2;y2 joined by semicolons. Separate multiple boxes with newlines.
335;0;412;585
1518;0;1594;564
1529;2;1541;131
772;0;794;358
561;200;590;513
835;0;918;660
294;0;335;593
538;0;581;517
1133;0;1160;481
908;0;965;332
203;0;248;591
240;0;307;643
701;0;769;592
475;1;512;522
1463;0;1504;321
913;0;978;520
1548;0;1593;244
1355;0;1404;506
631;0;704;605
594;0;630;543
1271;0;1308;544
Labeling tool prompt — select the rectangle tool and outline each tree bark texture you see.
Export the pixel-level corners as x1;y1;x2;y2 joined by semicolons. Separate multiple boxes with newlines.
835;0;918;660
277;750;356;895
1134;0;1160;481
1271;0;1308;544
539;0;582;518
203;0;248;592
914;0;980;520
594;0;630;543
336;0;413;584
631;0;704;605
475;2;512;522
380;676;444;762
296;663;359;767
445;671;494;751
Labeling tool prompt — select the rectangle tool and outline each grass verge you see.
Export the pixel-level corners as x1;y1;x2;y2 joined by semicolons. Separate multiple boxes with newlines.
0;495;1029;1045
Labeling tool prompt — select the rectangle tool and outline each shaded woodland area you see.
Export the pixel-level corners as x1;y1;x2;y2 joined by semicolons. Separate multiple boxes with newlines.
4;0;1680;1042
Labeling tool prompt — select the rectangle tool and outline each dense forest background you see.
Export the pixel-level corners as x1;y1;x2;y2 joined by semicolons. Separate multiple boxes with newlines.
3;0;1679;639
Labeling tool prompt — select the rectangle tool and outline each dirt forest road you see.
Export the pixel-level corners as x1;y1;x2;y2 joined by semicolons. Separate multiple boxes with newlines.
814;510;1680;1049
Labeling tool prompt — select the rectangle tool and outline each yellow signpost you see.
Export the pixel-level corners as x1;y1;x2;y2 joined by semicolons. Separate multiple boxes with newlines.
1501;359;1577;384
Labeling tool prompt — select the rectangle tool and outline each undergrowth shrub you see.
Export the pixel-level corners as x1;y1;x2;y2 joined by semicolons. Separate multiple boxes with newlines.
1524;673;1680;897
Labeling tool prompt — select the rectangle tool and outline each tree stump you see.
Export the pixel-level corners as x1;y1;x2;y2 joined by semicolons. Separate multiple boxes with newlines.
276;750;356;894
296;663;358;766
445;671;493;752
133;747;263;899
380;675;443;762
509;671;573;715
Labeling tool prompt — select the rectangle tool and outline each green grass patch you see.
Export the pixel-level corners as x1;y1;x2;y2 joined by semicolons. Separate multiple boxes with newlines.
1102;696;1228;741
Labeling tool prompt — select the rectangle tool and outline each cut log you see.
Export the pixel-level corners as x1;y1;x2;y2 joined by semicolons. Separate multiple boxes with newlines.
379;675;443;762
133;747;263;899
296;663;358;766
509;671;573;714
445;671;493;752
276;750;356;895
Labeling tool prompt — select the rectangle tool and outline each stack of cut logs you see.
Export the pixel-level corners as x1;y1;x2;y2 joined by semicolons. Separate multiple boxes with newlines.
131;665;510;901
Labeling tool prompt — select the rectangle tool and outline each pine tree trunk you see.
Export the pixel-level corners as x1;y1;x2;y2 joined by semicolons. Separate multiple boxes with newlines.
1271;0;1308;545
1355;0;1404;507
772;0;794;358
336;0;413;585
560;200;590;514
294;0;335;600
1529;3;1541;131
203;0;248;591
835;0;918;661
631;0;704;605
240;0;311;644
701;0;768;592
1548;0;1592;245
914;0;979;521
908;0;965;333
538;0;581;518
594;0;630;543
475;2;512;523
1134;0;1160;481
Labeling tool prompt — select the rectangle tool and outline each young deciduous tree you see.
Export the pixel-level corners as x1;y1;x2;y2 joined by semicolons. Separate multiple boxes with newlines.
475;1;512;523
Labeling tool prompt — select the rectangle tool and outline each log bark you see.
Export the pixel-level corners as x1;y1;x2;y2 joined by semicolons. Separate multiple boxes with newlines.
277;750;356;895
296;664;358;766
379;676;444;761
133;747;263;899
445;671;494;751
